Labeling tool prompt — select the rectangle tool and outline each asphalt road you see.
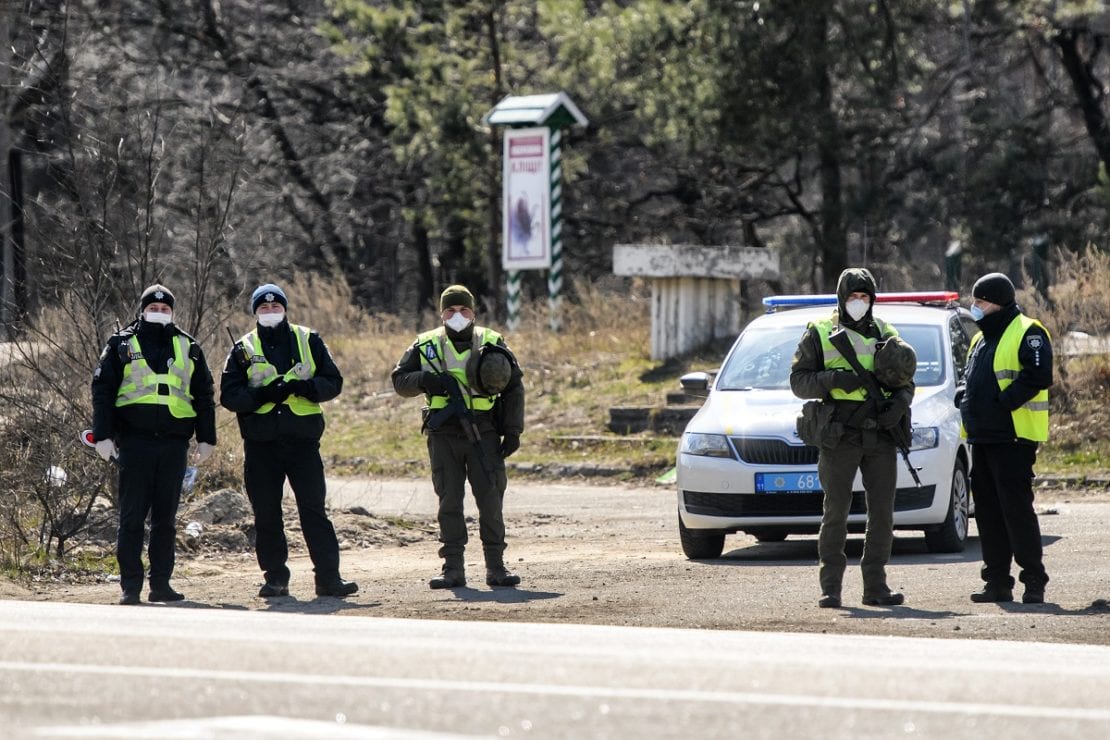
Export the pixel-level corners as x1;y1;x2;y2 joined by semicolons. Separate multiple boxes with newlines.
2;600;1110;739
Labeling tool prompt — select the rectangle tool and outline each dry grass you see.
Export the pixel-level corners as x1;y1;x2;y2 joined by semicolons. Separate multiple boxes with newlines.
1021;246;1110;475
314;279;679;477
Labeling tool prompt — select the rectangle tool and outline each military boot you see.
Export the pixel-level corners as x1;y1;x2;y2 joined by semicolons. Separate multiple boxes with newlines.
430;559;466;589
485;555;521;588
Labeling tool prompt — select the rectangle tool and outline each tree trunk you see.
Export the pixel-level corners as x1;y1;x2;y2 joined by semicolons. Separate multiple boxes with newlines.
1054;30;1110;177
810;5;846;291
0;11;14;340
485;5;505;317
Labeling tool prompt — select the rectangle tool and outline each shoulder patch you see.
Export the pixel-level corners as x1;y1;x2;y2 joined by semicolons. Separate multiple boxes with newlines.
1026;335;1043;350
423;343;438;361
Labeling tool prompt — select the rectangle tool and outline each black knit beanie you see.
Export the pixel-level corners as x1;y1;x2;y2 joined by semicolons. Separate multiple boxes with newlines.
972;272;1016;307
139;284;175;310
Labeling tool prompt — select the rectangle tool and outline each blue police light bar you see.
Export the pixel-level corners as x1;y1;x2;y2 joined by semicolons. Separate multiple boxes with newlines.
763;291;960;310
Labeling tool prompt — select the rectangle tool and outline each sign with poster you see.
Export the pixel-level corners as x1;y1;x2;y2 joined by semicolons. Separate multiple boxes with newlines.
502;127;551;270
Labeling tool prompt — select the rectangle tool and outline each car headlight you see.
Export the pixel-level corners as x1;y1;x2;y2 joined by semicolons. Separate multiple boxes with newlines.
909;426;939;451
680;433;734;458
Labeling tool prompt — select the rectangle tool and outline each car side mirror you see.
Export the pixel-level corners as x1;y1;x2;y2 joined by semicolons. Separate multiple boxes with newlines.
680;371;711;398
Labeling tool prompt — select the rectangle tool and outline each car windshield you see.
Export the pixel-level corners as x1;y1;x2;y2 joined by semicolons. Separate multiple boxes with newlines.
717;326;804;390
716;322;946;391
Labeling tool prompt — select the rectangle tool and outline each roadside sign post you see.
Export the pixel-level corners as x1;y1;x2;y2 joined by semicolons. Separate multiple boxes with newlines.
484;93;588;331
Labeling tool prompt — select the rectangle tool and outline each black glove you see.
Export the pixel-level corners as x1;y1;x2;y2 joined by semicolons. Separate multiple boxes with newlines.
877;398;909;430
259;380;291;404
422;371;448;395
831;371;863;392
499;433;520;458
287;379;314;398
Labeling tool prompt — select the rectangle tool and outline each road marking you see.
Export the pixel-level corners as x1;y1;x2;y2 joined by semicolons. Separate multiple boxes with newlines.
32;715;469;738
4;660;1110;723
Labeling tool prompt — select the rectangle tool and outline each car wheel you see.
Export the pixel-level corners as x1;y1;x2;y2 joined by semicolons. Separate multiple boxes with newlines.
924;457;970;553
679;515;726;559
751;530;788;543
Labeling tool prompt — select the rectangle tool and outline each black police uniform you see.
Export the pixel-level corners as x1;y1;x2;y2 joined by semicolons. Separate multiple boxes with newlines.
960;302;1052;595
91;319;216;599
219;318;348;593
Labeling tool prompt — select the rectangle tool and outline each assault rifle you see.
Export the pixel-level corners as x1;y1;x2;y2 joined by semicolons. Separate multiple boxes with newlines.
828;329;923;487
424;372;497;486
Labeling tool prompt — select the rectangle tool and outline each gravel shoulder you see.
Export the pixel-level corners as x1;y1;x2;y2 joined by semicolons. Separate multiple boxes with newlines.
3;477;1109;645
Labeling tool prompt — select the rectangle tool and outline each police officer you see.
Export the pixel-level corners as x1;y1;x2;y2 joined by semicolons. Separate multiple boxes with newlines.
91;284;217;605
960;272;1052;604
790;268;913;608
219;283;357;599
392;284;525;589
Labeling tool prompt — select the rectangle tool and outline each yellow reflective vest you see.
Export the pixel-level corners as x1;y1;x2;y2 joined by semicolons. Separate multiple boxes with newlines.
115;334;197;419
239;324;322;417
968;314;1050;442
416;327;502;411
811;317;897;401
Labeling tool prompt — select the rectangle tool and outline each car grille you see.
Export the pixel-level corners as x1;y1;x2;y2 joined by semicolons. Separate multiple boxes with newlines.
682;485;936;517
729;437;819;465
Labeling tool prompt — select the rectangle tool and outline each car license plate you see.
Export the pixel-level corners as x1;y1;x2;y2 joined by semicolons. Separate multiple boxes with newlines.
755;472;822;493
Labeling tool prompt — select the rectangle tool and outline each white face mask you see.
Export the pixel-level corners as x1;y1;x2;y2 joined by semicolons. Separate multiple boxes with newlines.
444;312;472;333
844;298;870;322
257;311;285;328
143;311;172;325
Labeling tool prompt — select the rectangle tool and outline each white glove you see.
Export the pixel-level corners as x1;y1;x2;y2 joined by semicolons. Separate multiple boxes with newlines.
196;442;216;464
95;439;118;462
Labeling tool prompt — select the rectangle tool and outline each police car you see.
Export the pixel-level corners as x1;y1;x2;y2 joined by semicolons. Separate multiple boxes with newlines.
676;292;979;559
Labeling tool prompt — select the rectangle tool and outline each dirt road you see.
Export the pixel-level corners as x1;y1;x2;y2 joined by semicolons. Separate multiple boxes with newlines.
3;477;1109;644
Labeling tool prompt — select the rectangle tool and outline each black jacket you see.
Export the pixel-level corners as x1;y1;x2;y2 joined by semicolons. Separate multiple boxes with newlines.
219;319;343;441
90;319;217;444
960;304;1053;444
392;323;525;438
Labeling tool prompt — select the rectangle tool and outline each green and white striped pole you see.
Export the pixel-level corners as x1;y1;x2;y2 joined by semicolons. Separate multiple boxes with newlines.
505;269;522;330
548;127;563;332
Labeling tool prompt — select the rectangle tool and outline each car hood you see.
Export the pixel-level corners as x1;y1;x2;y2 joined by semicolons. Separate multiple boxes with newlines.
685;385;951;439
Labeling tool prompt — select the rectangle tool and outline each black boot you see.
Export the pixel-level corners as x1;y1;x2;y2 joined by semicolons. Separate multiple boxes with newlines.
119;589;141;606
862;591;905;606
970;583;1014;603
430;560;466;589
485;566;521;587
258;579;290;598
315;577;359;598
148;584;184;602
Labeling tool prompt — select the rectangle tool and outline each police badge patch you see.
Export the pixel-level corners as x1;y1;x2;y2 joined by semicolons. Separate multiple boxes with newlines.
154;290;165;300
1027;336;1043;350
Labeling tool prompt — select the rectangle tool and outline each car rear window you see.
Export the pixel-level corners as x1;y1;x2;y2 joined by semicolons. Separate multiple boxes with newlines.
717;322;945;391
